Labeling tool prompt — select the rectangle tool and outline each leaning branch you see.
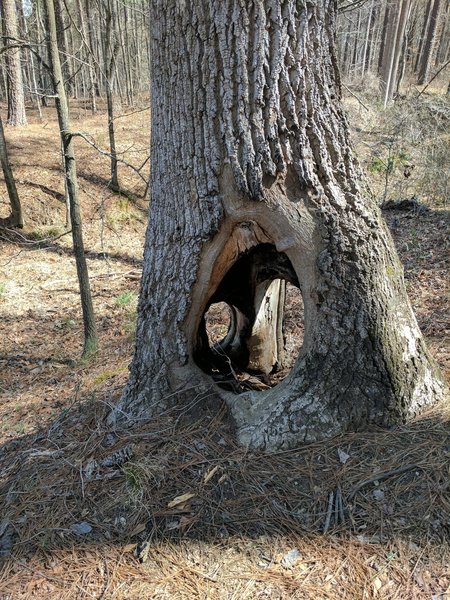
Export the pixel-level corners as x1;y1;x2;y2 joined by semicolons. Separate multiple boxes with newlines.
417;59;450;98
338;0;372;13
342;84;370;111
0;36;51;71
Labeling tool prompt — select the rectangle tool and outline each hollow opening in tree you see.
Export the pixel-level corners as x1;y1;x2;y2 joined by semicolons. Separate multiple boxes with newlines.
194;243;304;393
204;302;232;347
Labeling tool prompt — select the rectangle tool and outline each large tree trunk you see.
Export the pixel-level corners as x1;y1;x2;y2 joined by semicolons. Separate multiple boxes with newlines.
2;0;27;126
113;0;446;451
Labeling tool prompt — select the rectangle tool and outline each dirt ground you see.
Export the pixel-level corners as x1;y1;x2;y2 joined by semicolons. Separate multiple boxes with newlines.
0;100;449;599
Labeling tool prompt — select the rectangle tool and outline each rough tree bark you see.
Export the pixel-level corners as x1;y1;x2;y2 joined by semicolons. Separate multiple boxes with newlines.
113;0;447;451
2;0;27;126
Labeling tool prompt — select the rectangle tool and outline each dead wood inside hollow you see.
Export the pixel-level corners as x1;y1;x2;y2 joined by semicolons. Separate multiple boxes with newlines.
194;243;302;391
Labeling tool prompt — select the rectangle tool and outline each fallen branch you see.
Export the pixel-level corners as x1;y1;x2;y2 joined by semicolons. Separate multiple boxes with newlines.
348;464;420;500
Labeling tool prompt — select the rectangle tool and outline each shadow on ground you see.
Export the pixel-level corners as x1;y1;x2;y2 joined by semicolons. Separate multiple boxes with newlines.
0;227;144;268
1;388;449;562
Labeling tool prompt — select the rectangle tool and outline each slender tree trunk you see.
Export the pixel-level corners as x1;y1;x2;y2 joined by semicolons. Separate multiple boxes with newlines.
380;0;411;106
102;0;119;190
44;0;98;358
414;0;433;73
0;114;23;227
365;4;379;72
1;63;8;102
117;4;133;106
36;0;49;107
53;0;73;95
2;0;27;126
361;1;374;75
84;0;101;99
17;4;33;106
22;8;42;119
417;0;443;85
435;1;450;65
341;18;352;75
378;2;391;76
396;2;413;94
113;0;446;451
351;9;362;72
75;0;96;112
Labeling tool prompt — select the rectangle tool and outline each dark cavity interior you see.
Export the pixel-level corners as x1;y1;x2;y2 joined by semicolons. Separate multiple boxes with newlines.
195;244;305;392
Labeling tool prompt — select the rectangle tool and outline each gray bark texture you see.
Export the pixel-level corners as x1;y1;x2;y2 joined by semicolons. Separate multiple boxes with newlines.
112;0;447;451
2;0;27;126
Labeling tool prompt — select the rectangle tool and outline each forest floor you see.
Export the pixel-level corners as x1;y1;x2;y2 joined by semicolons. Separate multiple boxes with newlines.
0;91;449;599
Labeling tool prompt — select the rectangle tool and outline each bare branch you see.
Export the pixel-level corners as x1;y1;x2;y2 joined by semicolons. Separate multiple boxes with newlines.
71;131;149;185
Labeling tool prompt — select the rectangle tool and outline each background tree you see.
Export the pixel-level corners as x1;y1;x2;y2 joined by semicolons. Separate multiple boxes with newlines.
113;0;446;451
53;0;73;95
417;0;443;84
0;0;151;114
379;0;412;106
0;113;23;227
44;0;98;358
335;0;449;103
1;0;27;126
100;0;120;191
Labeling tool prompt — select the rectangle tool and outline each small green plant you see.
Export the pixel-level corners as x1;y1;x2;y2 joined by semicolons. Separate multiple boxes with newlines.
27;229;46;241
106;196;141;227
93;367;127;385
46;226;63;237
369;149;411;175
122;457;167;505
56;317;77;330
409;227;420;249
123;463;144;491
13;422;26;435
13;403;26;416
116;290;138;307
118;197;129;212
36;529;52;550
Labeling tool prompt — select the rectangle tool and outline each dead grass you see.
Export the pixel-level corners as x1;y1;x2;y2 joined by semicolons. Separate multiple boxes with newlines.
0;97;449;599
